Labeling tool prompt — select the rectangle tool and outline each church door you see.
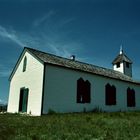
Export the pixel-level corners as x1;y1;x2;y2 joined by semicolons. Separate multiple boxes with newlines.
19;88;29;112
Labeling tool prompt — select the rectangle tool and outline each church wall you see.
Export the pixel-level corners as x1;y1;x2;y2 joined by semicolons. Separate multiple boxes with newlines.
42;64;140;114
113;62;132;77
124;62;132;77
113;62;124;73
7;51;44;116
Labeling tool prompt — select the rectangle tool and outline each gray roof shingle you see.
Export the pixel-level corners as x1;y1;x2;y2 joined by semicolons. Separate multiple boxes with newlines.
26;47;140;85
112;53;132;64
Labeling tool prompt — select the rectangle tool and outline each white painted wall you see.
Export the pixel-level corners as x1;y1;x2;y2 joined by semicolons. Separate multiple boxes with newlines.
113;62;132;77
42;64;140;114
113;63;124;73
7;51;44;116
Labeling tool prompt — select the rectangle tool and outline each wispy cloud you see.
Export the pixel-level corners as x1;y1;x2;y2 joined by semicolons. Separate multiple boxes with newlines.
33;10;55;27
0;64;11;77
45;38;86;61
0;14;84;62
0;71;11;78
47;42;74;58
0;25;25;47
59;17;75;27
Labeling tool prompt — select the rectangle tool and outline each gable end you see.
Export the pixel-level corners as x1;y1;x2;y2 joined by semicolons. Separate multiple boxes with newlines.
9;48;44;81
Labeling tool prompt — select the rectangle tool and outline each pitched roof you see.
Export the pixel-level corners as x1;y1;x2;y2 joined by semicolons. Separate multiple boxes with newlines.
25;47;140;85
112;53;132;64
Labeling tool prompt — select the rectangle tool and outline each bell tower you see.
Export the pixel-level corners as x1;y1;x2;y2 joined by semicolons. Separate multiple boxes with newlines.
112;47;133;77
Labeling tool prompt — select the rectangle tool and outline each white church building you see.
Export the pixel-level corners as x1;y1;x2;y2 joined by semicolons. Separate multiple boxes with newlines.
7;47;140;116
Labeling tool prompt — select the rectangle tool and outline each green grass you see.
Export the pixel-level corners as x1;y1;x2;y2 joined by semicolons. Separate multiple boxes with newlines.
0;112;140;140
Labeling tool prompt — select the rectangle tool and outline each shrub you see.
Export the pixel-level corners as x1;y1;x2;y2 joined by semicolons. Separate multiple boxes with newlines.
48;109;56;115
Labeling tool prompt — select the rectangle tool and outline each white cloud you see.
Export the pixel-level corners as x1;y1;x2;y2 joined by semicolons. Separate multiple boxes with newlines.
46;39;86;61
0;27;79;59
0;14;84;62
33;10;55;27
0;70;11;77
47;42;72;58
0;25;25;47
31;12;81;58
33;10;76;29
59;17;75;27
0;64;11;77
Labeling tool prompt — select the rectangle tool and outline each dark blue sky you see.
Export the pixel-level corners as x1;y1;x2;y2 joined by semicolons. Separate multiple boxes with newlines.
1;0;140;104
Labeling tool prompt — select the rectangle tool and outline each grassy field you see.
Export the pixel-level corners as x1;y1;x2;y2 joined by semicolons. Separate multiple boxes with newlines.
0;112;140;140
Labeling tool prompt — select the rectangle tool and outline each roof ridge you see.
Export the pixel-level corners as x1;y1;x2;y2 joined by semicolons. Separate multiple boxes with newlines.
25;47;79;62
25;47;118;73
25;47;139;84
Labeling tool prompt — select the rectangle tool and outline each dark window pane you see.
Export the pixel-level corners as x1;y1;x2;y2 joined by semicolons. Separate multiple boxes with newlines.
77;78;85;103
116;62;120;68
23;57;27;72
126;62;129;68
77;78;91;103
105;84;116;105
127;88;135;107
85;80;91;103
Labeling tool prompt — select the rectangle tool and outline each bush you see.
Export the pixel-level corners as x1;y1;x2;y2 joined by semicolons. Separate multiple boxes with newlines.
48;109;56;115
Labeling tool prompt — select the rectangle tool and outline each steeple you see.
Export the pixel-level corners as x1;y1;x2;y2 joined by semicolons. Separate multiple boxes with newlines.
120;45;123;55
112;47;133;77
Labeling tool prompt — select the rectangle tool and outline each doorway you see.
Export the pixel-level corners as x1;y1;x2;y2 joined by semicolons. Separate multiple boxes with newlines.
19;88;29;112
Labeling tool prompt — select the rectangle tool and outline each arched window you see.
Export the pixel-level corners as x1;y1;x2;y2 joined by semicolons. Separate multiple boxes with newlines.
85;80;91;103
77;78;85;103
23;56;27;72
105;84;111;105
77;78;91;103
127;88;135;107
105;83;116;105
112;85;116;105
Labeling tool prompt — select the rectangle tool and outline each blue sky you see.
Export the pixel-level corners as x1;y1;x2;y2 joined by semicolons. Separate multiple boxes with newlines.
1;0;140;104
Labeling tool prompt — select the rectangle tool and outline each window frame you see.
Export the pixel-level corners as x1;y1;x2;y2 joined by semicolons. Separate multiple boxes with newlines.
77;78;91;104
127;88;135;107
105;83;116;106
23;56;27;72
